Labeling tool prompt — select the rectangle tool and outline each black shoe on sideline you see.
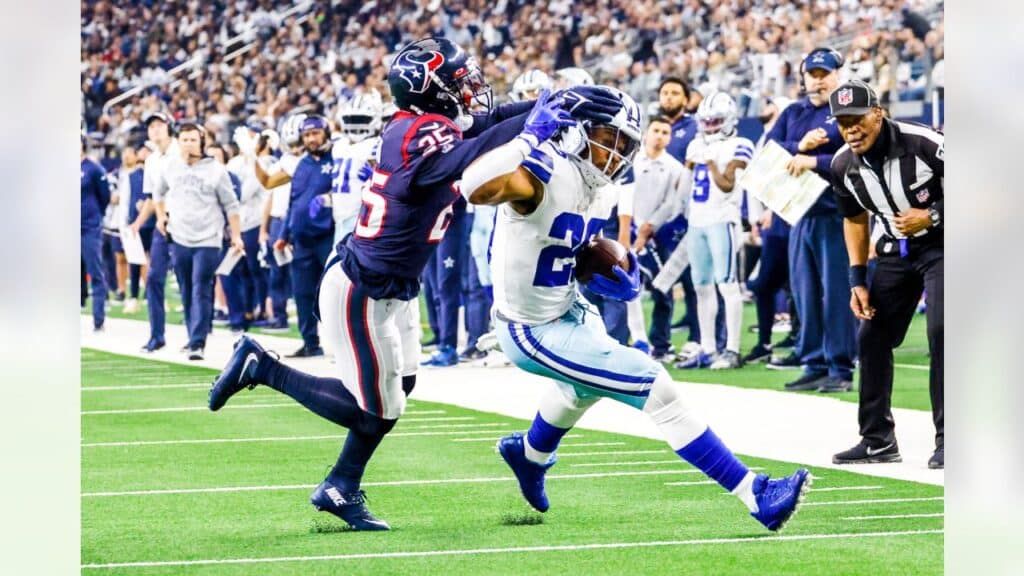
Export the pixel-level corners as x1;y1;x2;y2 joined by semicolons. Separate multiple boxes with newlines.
783;372;828;392
818;376;853;393
767;352;802;371
928;446;944;469
743;343;773;364
833;440;902;464
287;345;324;358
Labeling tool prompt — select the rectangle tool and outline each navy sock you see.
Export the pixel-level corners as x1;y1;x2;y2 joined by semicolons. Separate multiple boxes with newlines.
675;428;749;491
402;374;416;397
526;412;570;453
328;424;396;492
253;354;360;429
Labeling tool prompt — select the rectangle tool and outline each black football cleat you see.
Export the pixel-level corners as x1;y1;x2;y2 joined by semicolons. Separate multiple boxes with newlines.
287;345;324;358
310;481;390;531
208;336;263;411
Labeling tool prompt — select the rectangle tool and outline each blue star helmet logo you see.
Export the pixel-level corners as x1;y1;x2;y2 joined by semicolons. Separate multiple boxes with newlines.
393;51;445;94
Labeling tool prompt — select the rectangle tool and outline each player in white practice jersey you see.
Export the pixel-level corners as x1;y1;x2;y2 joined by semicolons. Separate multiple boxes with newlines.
675;91;754;370
460;86;809;532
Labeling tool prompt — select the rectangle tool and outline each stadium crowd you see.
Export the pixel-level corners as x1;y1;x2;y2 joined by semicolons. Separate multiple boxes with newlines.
82;0;942;149
81;0;944;466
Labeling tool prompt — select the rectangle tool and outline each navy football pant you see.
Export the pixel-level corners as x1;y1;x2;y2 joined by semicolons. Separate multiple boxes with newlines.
579;284;629;345
464;251;492;349
266;218;290;322
424;206;466;349
291;236;333;350
146;230;171;343
221;227;268;327
81;226;106;329
747;233;789;348
788;213;857;380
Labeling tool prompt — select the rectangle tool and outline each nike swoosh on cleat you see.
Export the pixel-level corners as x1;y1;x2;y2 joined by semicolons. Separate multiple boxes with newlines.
865;443;894;456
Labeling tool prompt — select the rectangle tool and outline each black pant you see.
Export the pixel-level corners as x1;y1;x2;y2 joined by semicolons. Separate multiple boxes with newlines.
858;244;943;448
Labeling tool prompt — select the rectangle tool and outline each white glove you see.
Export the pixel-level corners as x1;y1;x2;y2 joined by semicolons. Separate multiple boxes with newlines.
260;129;280;152
233;126;256;158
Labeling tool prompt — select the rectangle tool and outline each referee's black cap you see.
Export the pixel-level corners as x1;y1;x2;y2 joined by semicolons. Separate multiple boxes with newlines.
829;80;880;118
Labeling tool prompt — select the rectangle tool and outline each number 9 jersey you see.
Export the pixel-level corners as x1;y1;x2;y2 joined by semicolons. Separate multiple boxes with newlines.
490;142;621;325
686;135;754;227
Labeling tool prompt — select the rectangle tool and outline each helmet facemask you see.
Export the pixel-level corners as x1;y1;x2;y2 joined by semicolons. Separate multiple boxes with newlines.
563;123;639;188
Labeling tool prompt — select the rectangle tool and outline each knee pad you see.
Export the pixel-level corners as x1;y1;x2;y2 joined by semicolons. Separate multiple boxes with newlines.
717;282;741;300
538;383;600;429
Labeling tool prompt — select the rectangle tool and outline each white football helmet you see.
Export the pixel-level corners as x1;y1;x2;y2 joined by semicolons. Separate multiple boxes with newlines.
696;91;738;142
380;101;398;126
337;91;383;143
555;67;595;89
279;113;308;148
557;86;642;189
509;69;553;102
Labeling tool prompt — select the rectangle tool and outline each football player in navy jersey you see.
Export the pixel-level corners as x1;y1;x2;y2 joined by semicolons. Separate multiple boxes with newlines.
209;37;621;531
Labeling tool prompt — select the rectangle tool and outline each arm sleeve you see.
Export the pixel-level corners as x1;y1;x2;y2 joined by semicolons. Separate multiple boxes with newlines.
764;106;800;155
216;168;241;216
463;101;534;137
415;112;531;187
617;183;635;218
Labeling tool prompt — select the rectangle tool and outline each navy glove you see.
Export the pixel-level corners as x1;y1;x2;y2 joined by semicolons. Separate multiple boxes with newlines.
557;86;621;124
357;161;373;182
586;251;641;302
522;89;576;146
308;194;328;218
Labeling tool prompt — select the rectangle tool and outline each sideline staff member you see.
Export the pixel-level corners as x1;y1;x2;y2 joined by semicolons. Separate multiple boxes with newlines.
828;81;944;469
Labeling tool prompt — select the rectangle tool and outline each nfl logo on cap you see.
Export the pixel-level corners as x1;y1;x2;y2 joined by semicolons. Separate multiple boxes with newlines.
837;88;853;106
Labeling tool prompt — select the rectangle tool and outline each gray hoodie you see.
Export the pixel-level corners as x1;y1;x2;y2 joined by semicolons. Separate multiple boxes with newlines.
153;155;240;248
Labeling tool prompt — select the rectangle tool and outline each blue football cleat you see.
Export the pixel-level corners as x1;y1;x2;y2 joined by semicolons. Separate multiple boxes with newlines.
141;338;166;353
673;351;713;369
421;345;458;367
310;481;390;531
750;468;812;531
497;433;556;512
208;336;264;411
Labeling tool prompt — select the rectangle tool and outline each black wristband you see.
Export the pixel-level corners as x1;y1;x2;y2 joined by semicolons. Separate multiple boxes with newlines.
849;264;868;288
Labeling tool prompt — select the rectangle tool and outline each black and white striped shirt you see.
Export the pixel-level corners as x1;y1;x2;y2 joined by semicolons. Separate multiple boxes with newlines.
831;119;944;243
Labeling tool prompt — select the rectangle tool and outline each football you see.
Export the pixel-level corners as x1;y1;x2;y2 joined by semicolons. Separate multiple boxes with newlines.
574;237;629;283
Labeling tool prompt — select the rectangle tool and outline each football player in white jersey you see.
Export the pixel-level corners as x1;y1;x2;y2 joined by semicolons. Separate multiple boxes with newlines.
674;91;754;370
460;87;809;532
254;113;306;331
324;92;383;243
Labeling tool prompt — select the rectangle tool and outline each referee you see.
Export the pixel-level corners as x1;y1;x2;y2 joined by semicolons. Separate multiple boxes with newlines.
828;81;944;469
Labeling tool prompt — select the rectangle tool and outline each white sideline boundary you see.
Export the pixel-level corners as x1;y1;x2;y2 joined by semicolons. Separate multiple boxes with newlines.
83;426;508;447
80;529;943;569
842;513;944;520
81;317;944;486
802;496;943;507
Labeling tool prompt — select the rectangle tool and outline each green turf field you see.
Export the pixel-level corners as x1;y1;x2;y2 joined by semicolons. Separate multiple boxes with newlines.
87;288;933;410
81;349;942;575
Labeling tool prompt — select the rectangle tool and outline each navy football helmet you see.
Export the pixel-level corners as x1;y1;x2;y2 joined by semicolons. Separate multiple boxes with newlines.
387;37;491;131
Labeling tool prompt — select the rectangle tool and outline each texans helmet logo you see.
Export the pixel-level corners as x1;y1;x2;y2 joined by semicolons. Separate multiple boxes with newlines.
393;51;445;94
837;88;853;106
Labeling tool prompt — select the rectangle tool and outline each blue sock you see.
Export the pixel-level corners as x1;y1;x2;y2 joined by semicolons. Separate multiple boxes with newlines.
254;355;361;429
675;428;749;491
526;412;570;453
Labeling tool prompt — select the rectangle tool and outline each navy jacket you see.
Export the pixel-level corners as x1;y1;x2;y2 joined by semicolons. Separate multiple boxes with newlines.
81;157;110;231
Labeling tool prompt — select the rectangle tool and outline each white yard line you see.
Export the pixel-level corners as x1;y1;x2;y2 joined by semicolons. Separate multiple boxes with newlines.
802;496;943;507
894;363;929;371
83;426;508;448
559;442;625;448
452;434;582;443
82;383;212;391
82;469;706;497
808;486;883;493
842;513;944;521
80;529;943;569
571;460;684;468
558;450;666;457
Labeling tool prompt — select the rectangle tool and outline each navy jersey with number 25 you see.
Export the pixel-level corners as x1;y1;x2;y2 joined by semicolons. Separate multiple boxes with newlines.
338;108;528;300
